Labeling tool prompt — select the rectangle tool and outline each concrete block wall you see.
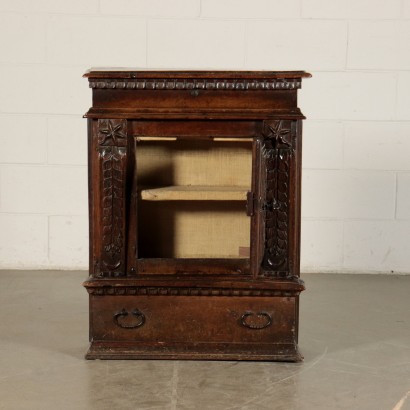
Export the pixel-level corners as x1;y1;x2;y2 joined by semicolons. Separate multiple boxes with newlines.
0;0;409;273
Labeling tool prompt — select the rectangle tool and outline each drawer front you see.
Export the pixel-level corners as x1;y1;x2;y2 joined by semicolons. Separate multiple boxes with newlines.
90;295;297;344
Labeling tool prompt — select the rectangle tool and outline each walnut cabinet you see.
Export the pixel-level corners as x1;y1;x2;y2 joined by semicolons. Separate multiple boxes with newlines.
83;69;311;361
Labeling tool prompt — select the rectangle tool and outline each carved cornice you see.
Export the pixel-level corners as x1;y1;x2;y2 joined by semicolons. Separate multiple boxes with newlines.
89;78;302;91
85;286;301;297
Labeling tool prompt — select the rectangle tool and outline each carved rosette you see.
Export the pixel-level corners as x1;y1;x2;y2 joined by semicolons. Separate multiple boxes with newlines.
260;120;294;276
97;119;127;277
99;119;127;147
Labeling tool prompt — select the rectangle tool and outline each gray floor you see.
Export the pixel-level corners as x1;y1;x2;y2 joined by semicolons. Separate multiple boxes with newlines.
0;271;409;410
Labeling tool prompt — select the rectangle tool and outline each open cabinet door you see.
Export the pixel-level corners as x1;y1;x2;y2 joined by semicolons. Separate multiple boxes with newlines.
252;120;299;278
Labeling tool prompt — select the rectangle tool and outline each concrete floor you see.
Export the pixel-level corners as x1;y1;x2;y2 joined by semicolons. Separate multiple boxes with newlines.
0;271;409;410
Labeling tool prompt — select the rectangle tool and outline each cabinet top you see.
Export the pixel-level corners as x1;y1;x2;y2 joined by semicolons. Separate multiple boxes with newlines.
84;68;311;80
84;68;310;119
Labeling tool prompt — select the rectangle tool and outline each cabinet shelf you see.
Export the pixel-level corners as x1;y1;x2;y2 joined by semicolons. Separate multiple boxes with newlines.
140;185;249;201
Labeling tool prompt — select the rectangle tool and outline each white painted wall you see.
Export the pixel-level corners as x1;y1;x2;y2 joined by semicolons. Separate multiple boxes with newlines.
1;0;409;273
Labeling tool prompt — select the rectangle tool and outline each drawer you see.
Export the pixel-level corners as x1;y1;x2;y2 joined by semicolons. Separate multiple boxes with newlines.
90;295;297;345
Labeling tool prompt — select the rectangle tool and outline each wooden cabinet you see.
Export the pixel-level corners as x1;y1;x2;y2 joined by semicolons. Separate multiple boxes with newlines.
83;69;311;361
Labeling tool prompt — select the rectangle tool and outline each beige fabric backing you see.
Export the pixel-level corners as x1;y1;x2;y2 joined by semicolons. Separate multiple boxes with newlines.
136;139;252;258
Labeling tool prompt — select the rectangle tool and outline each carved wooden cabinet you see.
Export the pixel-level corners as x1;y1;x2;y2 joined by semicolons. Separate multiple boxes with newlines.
83;69;311;361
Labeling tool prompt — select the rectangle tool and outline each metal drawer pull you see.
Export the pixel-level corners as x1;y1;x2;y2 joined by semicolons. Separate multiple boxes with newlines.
240;311;272;329
113;308;145;329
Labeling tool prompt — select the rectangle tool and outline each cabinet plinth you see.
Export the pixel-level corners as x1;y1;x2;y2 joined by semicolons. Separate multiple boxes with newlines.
83;69;310;361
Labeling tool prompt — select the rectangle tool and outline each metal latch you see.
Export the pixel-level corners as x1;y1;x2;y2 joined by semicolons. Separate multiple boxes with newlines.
246;191;254;216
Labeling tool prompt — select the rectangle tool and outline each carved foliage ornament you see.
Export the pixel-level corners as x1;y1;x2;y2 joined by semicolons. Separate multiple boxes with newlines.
261;120;294;276
97;119;127;277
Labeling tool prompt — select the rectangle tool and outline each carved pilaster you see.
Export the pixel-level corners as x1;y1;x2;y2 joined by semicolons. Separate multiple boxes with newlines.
96;119;128;277
260;120;295;277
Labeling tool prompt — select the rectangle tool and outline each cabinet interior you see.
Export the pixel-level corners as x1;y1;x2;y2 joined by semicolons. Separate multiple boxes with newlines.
136;138;252;259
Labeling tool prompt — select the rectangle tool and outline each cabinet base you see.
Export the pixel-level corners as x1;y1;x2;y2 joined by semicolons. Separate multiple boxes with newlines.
86;342;303;362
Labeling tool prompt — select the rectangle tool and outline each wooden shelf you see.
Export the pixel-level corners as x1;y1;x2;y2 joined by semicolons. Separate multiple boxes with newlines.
140;185;249;201
136;136;253;142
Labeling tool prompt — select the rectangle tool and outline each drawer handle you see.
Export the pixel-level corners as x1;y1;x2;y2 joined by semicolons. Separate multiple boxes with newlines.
113;308;145;329
240;311;272;330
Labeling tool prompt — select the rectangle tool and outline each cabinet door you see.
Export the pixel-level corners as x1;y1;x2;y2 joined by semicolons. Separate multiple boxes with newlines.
129;120;256;276
251;120;301;278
